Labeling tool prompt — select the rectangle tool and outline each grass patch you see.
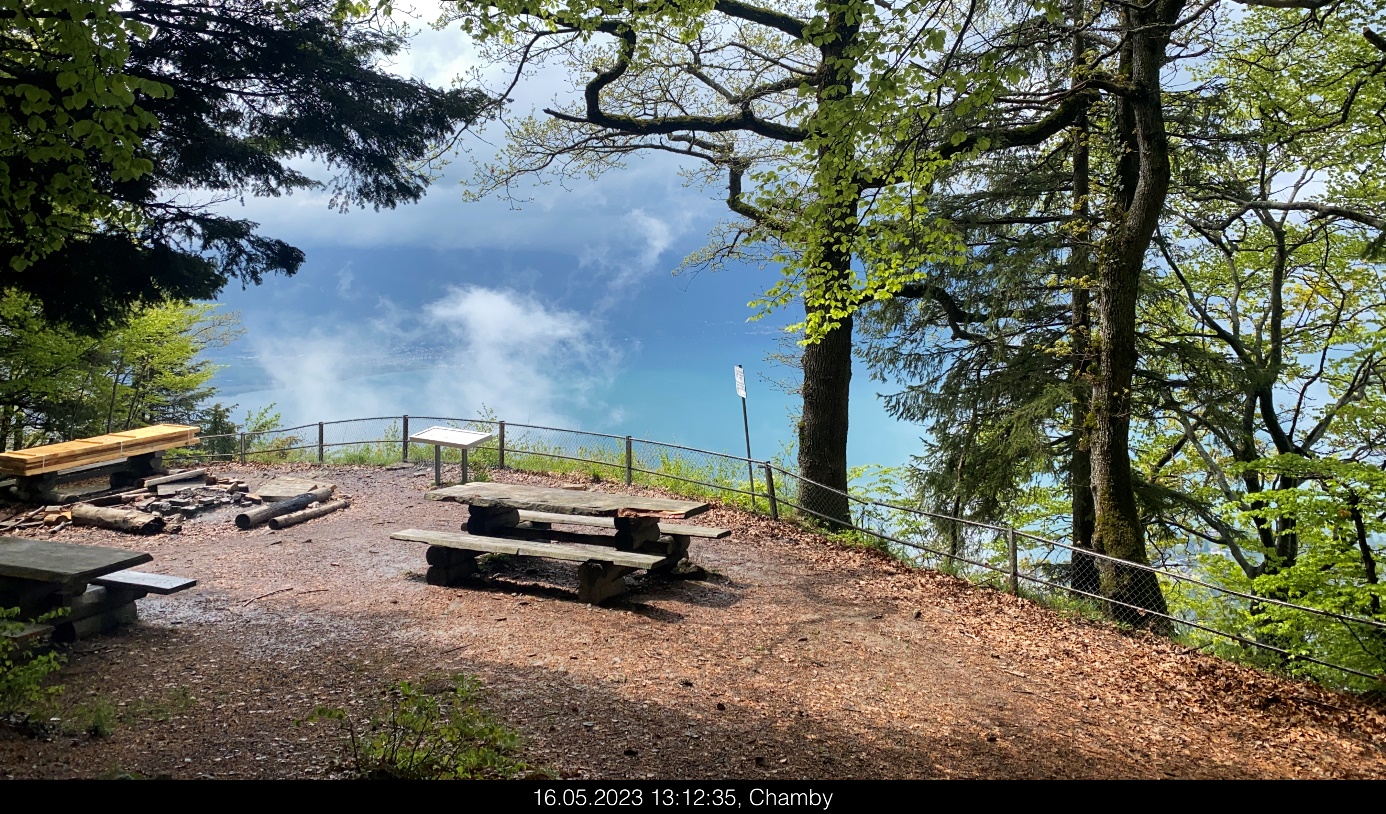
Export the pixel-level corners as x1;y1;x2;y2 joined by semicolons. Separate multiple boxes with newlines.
306;674;548;779
54;685;198;737
64;697;117;737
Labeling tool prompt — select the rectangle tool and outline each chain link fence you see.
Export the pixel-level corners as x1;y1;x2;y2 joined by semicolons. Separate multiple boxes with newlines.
169;413;1386;697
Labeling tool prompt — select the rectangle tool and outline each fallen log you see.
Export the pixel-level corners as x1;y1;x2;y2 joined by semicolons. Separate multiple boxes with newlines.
268;499;350;530
71;503;166;535
142;469;206;488
234;487;334;530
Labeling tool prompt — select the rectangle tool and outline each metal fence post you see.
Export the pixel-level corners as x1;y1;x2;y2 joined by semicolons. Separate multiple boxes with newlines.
624;436;633;485
239;432;247;464
746;457;756;511
763;462;778;521
498;421;506;469
1008;528;1019;595
317;422;324;463
461;447;469;485
402;415;409;462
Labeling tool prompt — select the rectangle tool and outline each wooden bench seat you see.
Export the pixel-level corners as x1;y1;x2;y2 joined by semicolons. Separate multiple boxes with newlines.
93;570;197;595
392;528;673;604
514;510;731;539
392;529;671;568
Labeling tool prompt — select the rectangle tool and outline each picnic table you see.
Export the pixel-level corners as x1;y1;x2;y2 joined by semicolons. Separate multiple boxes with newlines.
392;482;729;603
0;536;194;642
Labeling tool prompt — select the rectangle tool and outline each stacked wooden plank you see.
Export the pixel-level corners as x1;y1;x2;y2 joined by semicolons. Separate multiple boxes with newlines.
0;424;200;477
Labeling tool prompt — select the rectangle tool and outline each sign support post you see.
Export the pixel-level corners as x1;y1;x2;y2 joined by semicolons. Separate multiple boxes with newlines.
735;365;755;507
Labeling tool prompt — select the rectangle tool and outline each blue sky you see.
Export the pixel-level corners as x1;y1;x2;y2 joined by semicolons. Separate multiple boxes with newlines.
200;3;927;470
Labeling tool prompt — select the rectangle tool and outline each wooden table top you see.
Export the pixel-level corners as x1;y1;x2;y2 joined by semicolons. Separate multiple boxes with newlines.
425;482;709;520
0;536;152;585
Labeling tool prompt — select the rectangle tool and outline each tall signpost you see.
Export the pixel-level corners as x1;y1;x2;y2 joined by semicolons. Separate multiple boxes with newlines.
735;365;755;506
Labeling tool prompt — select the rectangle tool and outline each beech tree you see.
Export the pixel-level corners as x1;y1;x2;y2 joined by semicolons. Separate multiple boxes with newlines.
0;291;239;448
860;0;1385;626
443;0;1005;525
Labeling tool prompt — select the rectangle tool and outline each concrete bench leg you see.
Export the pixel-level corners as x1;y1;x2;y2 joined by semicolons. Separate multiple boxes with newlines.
54;602;138;644
577;561;637;604
12;473;59;503
425;546;479;586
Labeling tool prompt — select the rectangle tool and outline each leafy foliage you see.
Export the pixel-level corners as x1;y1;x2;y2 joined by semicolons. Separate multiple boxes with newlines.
0;607;65;722
0;291;240;449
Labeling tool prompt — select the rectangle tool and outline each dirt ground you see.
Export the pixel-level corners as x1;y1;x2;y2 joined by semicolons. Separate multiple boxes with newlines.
1;462;1384;779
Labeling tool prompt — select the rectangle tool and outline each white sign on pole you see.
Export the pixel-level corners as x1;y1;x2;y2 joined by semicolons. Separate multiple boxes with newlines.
734;364;746;398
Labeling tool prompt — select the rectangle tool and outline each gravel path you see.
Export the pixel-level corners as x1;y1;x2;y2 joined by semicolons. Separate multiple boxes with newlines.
2;463;1383;779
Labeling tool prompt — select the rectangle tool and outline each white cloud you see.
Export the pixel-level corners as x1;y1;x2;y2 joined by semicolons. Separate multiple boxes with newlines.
335;264;357;298
241;286;619;427
418;286;619;422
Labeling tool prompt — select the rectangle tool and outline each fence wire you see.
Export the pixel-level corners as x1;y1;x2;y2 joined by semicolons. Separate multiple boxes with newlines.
167;413;1385;697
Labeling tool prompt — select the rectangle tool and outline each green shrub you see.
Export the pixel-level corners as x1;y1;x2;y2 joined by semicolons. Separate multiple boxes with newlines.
0;607;65;723
307;675;544;779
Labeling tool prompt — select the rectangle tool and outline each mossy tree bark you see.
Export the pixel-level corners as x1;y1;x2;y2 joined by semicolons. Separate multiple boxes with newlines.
1088;0;1184;631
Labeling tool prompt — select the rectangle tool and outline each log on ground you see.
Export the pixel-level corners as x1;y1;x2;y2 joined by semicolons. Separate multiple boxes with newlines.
268;499;350;530
71;503;166;535
142;469;206;488
235;487;334;530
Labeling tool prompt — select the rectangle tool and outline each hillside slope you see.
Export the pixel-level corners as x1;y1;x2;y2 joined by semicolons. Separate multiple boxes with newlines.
2;464;1382;778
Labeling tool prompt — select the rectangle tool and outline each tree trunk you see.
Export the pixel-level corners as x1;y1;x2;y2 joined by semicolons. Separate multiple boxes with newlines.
268;498;350;530
797;313;853;526
793;4;860;529
1089;2;1182;631
1068;15;1100;597
1070;293;1100;597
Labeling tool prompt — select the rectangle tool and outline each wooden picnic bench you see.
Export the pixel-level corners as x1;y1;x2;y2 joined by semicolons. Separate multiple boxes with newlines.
394;482;722;603
0;424;200;501
0;536;195;643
